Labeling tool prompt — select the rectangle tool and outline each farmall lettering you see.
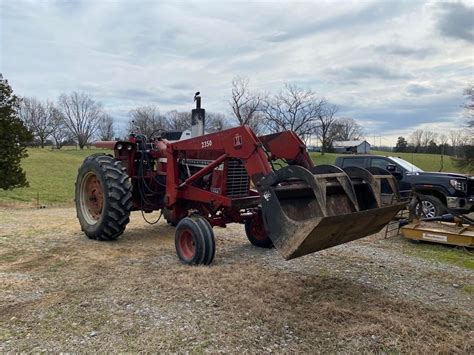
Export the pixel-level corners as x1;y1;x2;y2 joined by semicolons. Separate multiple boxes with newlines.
233;133;243;149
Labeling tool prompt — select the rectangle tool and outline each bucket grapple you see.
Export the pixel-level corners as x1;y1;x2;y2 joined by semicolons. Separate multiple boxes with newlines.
76;94;406;265
259;165;405;259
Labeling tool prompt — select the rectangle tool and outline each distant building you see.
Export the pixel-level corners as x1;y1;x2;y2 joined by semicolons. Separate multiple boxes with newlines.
307;145;321;152
333;140;371;154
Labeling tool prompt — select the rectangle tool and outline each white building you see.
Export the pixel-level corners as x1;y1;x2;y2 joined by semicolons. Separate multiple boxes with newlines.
333;140;371;154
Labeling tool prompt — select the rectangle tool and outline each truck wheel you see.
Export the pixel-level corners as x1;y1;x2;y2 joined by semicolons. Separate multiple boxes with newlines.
415;195;445;218
75;154;132;241
175;216;215;265
245;215;273;248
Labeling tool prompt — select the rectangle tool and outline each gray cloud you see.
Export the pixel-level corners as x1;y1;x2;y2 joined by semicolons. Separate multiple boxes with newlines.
326;64;411;81
374;44;437;59
405;83;433;95
260;1;414;43
1;0;471;142
436;2;474;43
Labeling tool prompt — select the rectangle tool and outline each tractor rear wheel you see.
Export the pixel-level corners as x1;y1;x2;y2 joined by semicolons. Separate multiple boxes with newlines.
245;215;273;248
75;154;132;241
175;216;215;265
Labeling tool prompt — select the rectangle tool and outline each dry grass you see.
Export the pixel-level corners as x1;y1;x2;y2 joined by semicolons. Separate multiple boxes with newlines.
1;208;473;352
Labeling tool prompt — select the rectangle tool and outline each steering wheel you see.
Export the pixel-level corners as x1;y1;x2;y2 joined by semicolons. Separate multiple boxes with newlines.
148;129;165;141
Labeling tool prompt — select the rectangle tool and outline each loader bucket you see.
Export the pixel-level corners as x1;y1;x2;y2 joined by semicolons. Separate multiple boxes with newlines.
258;165;406;260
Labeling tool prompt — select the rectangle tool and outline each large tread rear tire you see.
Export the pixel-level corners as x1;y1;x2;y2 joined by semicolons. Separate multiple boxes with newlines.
175;216;215;265
75;153;132;241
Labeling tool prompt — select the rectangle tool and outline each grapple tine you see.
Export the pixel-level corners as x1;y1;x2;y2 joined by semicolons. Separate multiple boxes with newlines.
259;165;406;260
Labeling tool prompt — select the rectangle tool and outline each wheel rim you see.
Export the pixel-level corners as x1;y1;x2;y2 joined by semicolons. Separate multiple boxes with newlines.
250;216;267;241
417;200;436;218
178;229;196;260
80;171;104;225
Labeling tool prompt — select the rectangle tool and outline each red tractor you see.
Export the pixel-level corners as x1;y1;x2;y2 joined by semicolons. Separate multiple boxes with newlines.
75;94;405;265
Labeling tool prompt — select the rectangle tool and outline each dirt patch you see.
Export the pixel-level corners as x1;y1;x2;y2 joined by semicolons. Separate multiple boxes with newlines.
1;208;473;352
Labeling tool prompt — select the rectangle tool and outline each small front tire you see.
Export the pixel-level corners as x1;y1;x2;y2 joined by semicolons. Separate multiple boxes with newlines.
175;216;215;265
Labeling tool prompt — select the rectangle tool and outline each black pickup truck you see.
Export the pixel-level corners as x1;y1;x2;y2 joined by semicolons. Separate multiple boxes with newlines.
335;155;474;217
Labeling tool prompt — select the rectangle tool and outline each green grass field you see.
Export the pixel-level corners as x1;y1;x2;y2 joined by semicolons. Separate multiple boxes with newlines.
0;147;465;206
0;148;110;206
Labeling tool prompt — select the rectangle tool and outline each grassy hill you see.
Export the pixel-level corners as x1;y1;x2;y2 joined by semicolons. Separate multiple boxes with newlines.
0;147;466;206
0;148;109;206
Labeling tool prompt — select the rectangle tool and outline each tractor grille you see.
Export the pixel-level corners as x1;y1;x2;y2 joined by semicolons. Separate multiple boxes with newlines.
226;159;249;197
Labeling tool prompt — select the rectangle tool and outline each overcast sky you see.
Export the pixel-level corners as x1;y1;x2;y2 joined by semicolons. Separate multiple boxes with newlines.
1;0;473;145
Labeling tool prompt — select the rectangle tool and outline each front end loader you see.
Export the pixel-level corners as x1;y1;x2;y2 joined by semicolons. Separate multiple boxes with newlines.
75;94;406;265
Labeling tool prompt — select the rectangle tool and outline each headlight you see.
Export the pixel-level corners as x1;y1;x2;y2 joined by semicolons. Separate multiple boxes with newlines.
449;179;466;191
116;143;123;150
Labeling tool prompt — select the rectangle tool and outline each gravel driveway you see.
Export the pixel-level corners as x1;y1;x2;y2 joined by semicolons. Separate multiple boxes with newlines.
1;207;472;352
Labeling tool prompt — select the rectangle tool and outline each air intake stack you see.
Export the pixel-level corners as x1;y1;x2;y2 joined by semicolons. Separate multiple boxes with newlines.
191;92;205;137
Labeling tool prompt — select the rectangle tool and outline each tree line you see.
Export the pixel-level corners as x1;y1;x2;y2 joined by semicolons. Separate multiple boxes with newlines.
394;129;471;155
393;86;473;172
3;69;471;190
14;76;364;153
229;77;363;153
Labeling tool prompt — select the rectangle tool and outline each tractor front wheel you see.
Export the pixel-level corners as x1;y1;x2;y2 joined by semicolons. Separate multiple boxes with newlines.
175;216;215;265
75;154;132;241
245;215;273;248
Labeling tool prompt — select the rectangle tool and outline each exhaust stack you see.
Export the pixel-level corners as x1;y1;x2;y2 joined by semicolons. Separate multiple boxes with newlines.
191;92;205;137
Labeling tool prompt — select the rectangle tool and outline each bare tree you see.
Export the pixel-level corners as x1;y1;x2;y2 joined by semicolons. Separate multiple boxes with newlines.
438;133;448;145
449;130;461;149
261;84;324;141
50;108;70;149
454;86;474;172
409;129;424;151
18;97;57;148
315;103;338;154
58;92;103;149
229;77;264;134
17;97;38;133
166;110;191;131
330;117;364;141
97;114;115;141
128;105;166;137
206;112;230;132
421;130;438;148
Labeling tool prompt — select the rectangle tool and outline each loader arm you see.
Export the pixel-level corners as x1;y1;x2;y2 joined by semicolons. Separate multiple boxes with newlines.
258;131;314;170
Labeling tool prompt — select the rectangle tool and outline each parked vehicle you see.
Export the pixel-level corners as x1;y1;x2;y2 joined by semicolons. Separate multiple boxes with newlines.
335;155;474;218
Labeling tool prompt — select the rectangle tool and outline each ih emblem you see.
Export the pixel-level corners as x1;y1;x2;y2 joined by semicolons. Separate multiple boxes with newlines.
233;134;243;148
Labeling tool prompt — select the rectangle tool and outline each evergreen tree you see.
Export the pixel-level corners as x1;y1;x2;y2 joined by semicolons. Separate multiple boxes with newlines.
394;136;408;152
0;74;33;189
